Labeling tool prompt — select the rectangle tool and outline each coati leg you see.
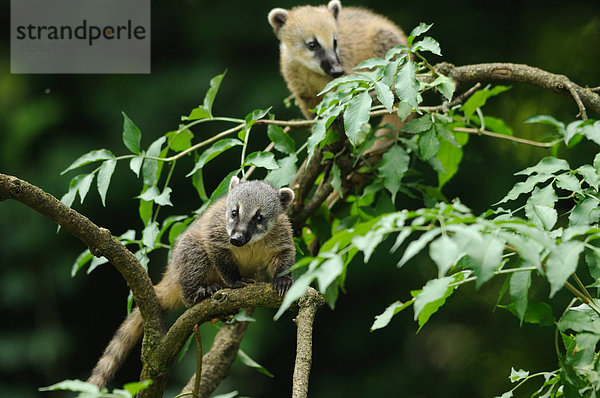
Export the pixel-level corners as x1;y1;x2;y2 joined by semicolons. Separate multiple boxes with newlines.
270;247;295;295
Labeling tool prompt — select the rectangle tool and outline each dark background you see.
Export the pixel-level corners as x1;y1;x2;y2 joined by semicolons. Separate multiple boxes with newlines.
2;0;600;397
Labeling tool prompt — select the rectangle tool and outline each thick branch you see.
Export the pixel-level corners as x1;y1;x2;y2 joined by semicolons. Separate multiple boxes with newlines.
292;290;324;398
0;174;164;342
435;62;600;119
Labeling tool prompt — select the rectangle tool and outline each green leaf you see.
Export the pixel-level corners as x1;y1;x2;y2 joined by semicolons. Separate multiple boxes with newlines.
402;114;432;134
192;167;209;201
330;161;343;197
129;153;144;177
461;85;510;121
546;241;585;297
378;145;410;202
237;349;274;378
524;114;566;131
577;165;599;190
515;156;570;176
265;153;297;189
142;136;166;187
418;128;440;160
123;380;153;396
182;71;226;121
510;368;530;383
436;130;468;188
142;221;160;249
39;379;100;393
453;226;504;288
408;22;433;42
510;268;532;324
569;198;600;227
203;71;226;116
499;301;555;326
413;276;454;329
371;300;414;331
558;304;600;333
73;173;95;205
525;185;558;230
267;124;295;154
61;149;115;175
497;173;554;203
582;120;600;145
167;129;194;152
71;249;93;277
317;75;371;96
239;108;272;142
412;36;441;56
354;57;387;70
186;138;242;177
373;81;394;111
122;112;142;155
244;151;279;170
344;90;373;146
315;255;344;293
137;186;172;206
395;60;420;109
431;74;455;101
97;158;117;207
274;271;312;320
429;235;463;277
555;173;582;193
398;229;442;268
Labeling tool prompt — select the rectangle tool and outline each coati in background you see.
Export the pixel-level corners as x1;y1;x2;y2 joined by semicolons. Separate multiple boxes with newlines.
268;0;407;119
88;177;296;389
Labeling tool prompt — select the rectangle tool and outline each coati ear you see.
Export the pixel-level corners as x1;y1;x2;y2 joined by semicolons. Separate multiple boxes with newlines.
229;176;240;192
327;0;341;20
268;8;289;34
278;187;295;210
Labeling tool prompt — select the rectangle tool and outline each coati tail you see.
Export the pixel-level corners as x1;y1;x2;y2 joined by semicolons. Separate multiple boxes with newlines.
87;307;144;389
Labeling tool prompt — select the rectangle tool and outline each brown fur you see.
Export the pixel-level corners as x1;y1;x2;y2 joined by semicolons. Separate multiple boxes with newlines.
269;1;407;118
88;179;295;389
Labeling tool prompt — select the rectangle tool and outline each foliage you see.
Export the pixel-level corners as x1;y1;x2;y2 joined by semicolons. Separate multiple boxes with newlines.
39;379;152;397
51;22;600;397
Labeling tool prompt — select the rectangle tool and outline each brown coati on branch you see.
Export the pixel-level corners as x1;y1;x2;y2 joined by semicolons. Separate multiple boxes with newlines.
268;0;407;119
87;177;296;389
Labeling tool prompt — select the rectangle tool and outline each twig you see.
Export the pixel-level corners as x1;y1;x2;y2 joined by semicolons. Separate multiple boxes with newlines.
452;127;560;148
564;79;588;121
572;273;594;301
192;325;202;398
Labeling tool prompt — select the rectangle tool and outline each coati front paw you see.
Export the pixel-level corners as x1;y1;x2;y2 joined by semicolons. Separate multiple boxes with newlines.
273;274;294;296
193;284;223;303
232;278;256;288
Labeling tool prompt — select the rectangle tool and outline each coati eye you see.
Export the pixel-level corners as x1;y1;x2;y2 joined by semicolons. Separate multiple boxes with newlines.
333;36;338;50
306;39;318;51
255;214;264;223
231;209;238;218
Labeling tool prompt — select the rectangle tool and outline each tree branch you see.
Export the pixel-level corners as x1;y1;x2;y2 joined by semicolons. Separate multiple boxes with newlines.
180;318;252;398
0;173;165;343
435;62;600;119
292;290;324;398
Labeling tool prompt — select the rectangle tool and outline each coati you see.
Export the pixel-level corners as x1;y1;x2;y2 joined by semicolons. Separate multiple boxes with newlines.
87;177;296;389
268;0;407;119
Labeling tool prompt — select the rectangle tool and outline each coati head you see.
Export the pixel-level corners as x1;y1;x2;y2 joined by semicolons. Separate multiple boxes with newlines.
268;0;344;78
226;177;295;247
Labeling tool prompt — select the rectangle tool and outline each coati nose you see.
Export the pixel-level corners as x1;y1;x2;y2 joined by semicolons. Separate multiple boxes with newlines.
230;234;247;247
329;66;344;78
